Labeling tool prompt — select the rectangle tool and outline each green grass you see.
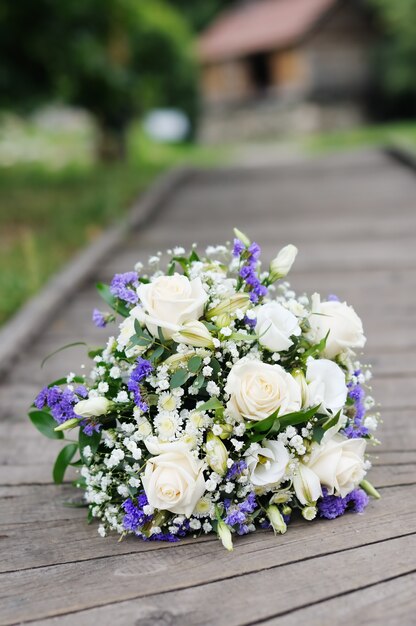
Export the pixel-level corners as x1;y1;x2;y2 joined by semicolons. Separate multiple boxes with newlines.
304;120;416;155
0;120;223;325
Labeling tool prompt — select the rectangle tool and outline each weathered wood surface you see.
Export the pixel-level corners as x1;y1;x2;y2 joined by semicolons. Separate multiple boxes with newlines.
1;149;415;625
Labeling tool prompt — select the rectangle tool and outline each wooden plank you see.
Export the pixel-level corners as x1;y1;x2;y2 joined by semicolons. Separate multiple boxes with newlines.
262;571;416;626
0;472;412;574
7;532;416;626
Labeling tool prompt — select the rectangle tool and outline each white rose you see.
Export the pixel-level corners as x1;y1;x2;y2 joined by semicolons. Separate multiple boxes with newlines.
306;357;348;416
142;441;206;516
137;274;208;340
74;396;111;418
245;440;289;487
308;295;366;359
293;464;322;505
256;302;301;352
307;434;367;498
225;358;301;421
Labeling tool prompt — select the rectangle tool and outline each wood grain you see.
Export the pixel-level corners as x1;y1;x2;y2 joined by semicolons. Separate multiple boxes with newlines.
1;150;415;624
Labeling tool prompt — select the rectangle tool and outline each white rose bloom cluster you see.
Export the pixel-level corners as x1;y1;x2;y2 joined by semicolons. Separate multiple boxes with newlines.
31;230;380;551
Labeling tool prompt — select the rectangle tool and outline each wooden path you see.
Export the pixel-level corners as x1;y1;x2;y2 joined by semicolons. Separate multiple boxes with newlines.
1;150;415;625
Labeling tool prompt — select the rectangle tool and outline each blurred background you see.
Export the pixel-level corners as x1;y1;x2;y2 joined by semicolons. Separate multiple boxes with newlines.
0;0;415;326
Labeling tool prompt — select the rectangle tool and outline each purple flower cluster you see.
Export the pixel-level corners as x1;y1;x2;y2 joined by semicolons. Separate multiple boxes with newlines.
243;314;257;330
232;238;245;257
110;272;139;305
92;309;107;328
122;494;153;532
35;385;79;425
318;488;369;520
82;420;102;436
127;358;153;410
226;460;247;481
224;492;257;535
327;294;340;302
234;239;268;303
35;384;101;436
123;494;190;542
343;370;369;439
149;519;190;543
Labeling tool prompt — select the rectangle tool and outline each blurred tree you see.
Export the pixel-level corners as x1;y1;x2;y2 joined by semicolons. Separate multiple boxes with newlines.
167;0;236;32
0;0;196;160
369;0;416;118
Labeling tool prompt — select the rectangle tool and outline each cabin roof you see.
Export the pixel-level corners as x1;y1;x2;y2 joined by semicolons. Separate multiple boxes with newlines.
198;0;338;63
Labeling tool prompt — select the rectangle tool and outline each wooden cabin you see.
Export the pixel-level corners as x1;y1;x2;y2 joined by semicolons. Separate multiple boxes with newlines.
197;0;374;142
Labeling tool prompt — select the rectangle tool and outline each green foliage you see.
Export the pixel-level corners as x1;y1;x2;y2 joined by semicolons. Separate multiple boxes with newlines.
167;0;235;32
53;443;78;484
0;0;197;133
369;0;416;111
29;411;64;440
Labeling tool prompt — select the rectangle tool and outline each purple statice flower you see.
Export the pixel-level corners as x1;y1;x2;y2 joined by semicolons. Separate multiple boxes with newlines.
146;518;190;542
224;492;257;535
343;370;369;439
347;488;369;513
318;487;369;520
74;385;88;398
110;271;139;305
238;241;268;303
233;238;245;257
92;309;107;328
122;494;153;532
226;460;247;481
128;358;153;410
35;385;77;425
34;387;49;410
327;294;340;302
317;491;347;519
243;314;257;330
81;420;102;436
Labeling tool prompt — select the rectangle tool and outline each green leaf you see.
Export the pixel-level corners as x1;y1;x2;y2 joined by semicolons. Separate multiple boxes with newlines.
29;411;63;440
278;405;321;430
41;342;86;368
194;372;206;390
134;319;143;337
301;331;330;361
130;335;152;347
158;326;167;344
246;410;279;432
149;345;164;363
172;256;189;272
53;443;78;484
170;368;188;388
312;426;325;444
79;428;102;463
209;358;221;377
47;376;85;388
96;282;129;317
167;261;176;275
196;398;224;412
189;250;200;263
202;321;218;331
322;410;342;431
188;356;202;373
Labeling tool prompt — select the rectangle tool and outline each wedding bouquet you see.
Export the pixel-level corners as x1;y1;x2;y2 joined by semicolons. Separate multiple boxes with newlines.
30;229;380;549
